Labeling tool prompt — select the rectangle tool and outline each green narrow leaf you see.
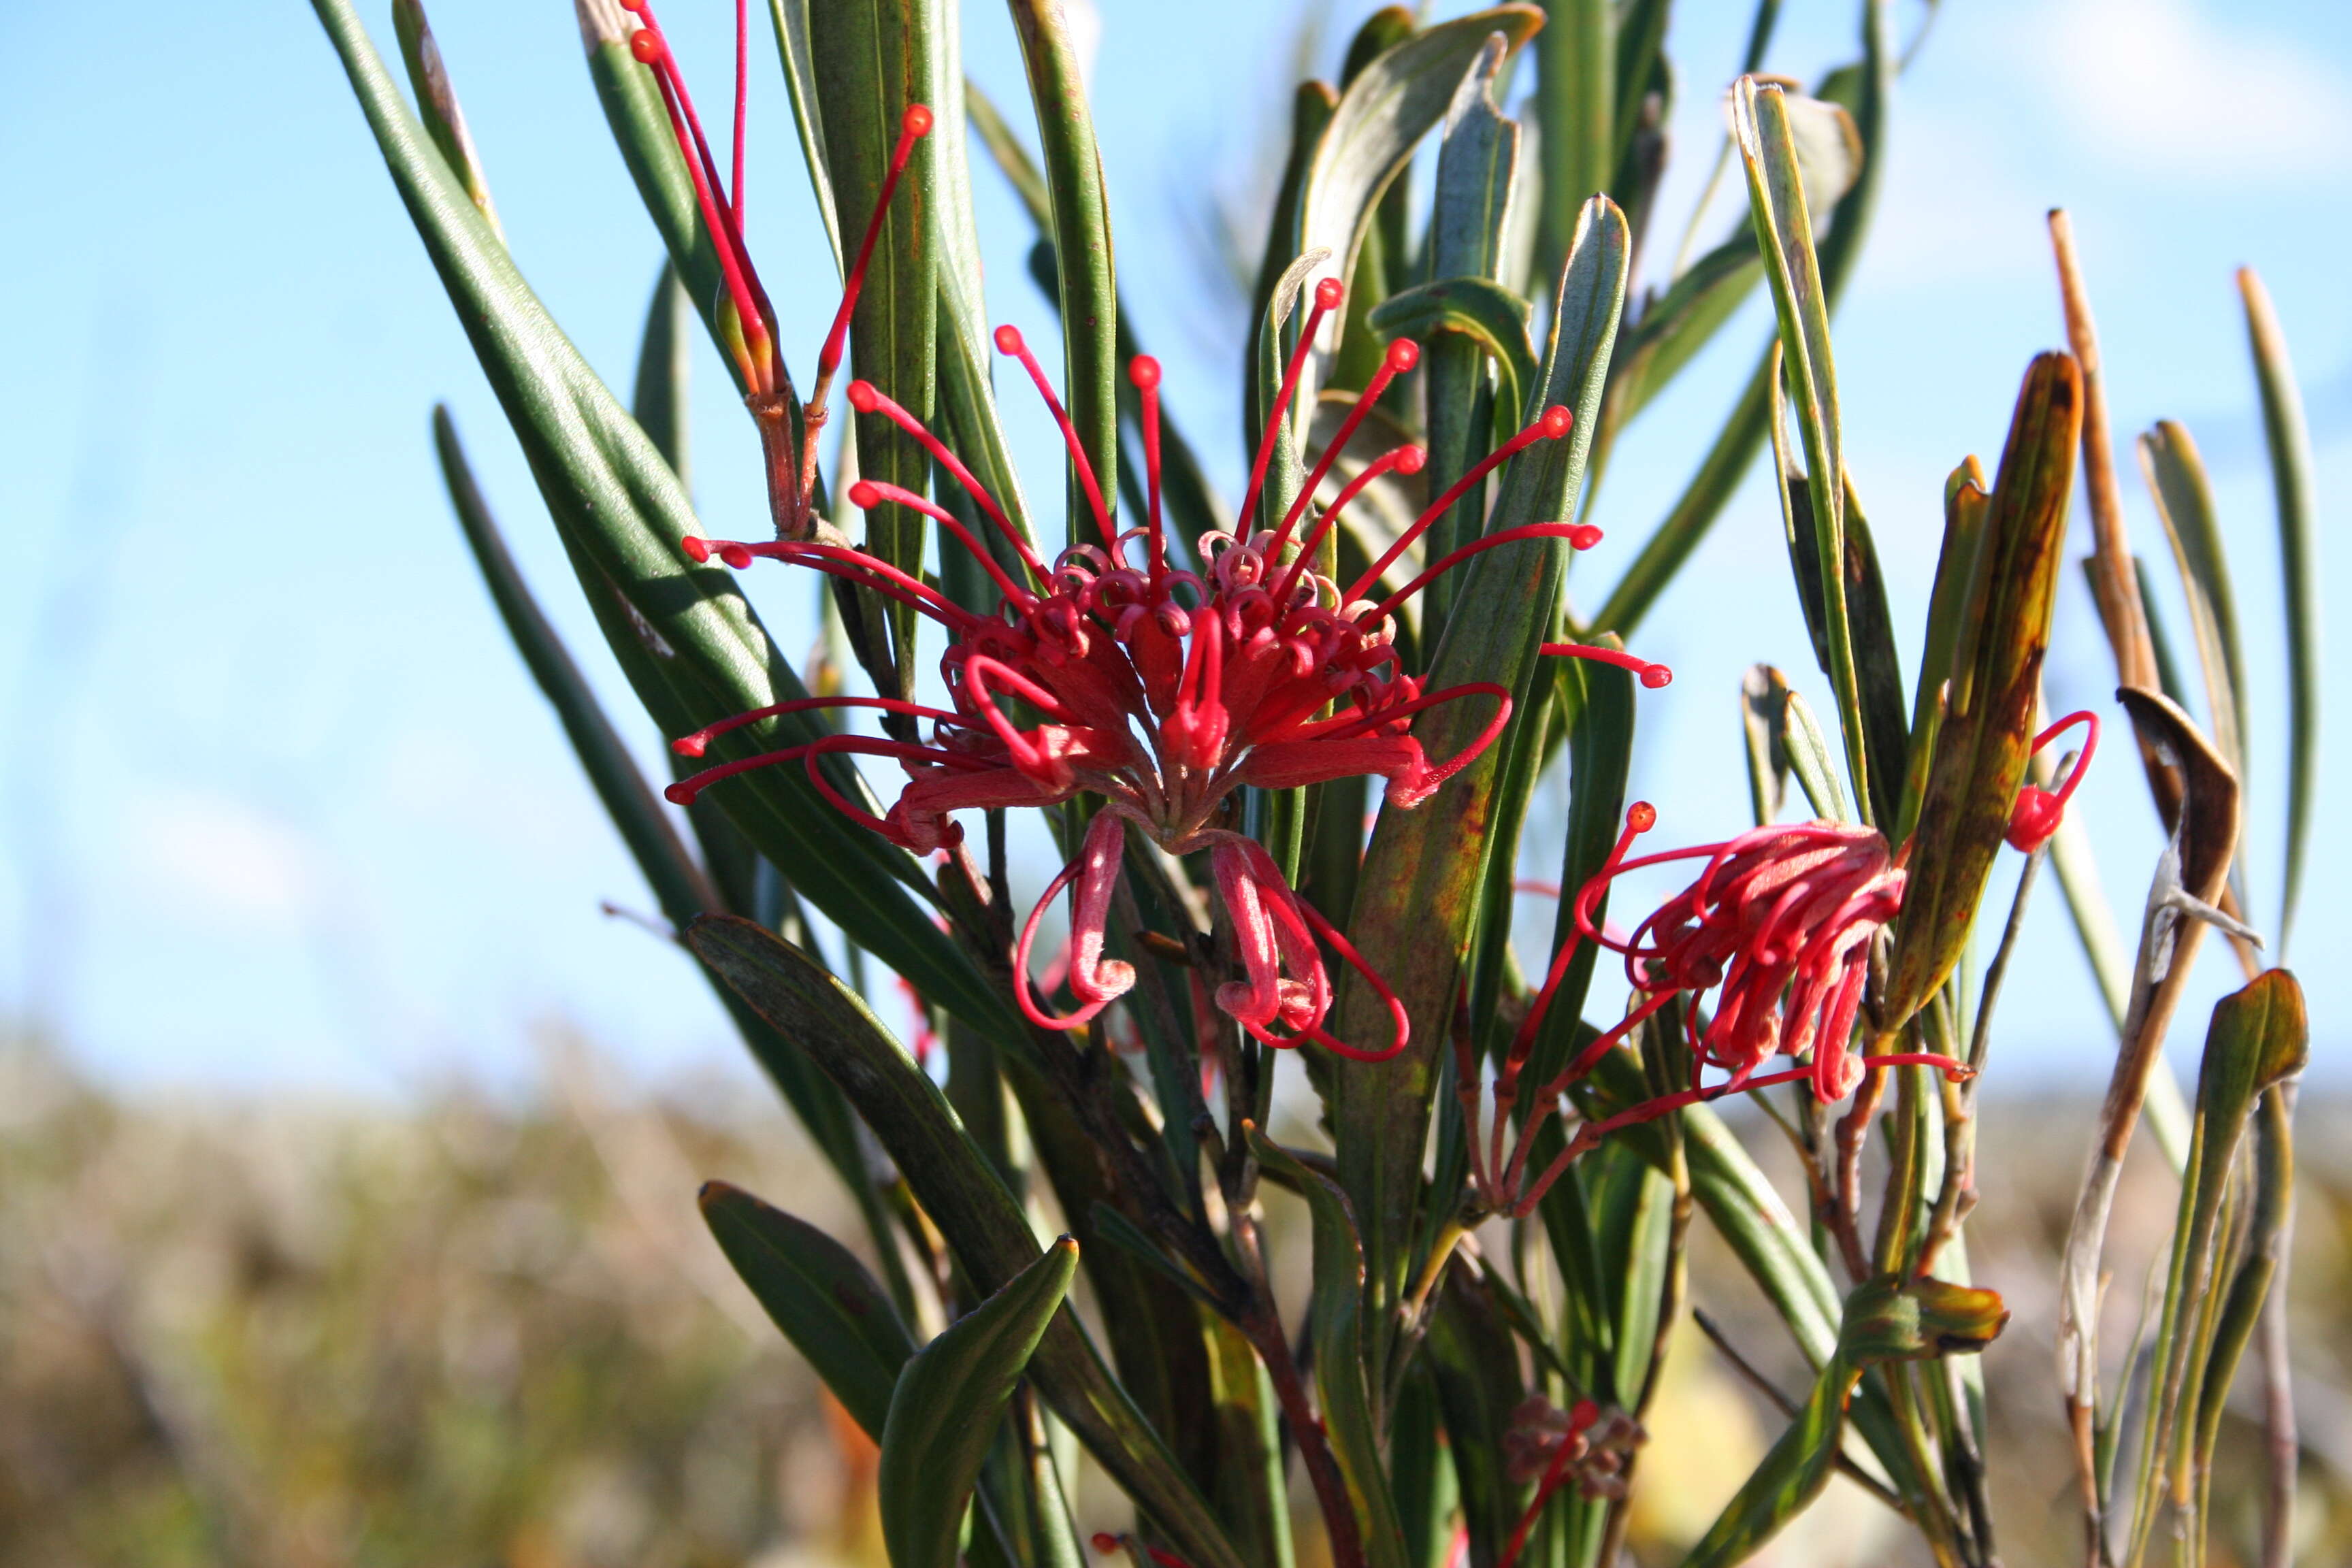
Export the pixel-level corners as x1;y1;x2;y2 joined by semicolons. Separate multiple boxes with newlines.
2191;1086;2294;1509
1737;78;1868;821
1006;0;1117;546
1740;664;1793;826
811;0;942;696
1294;7;1546;427
879;1237;1081;1568
2239;269;2321;951
631;264;693;487
1520;653;1635;1095
762;0;842;263
701;1181;917;1438
1330;197;1628;1370
1247;80;1337;500
315;0;1011;1039
2127;971;2307;1558
437;405;881;1205
1780;688;1852;823
1369;278;1537;431
1776;463;1908;828
433;407;715;928
1247;1126;1410;1568
1533;0;1612;286
971;86;1216;559
391;0;499;234
1426;1261;1532;1568
1420;36;1522;634
1590;6;1893;638
1204;1313;1295;1568
1682;1275;2004;1568
2138;422;2248;798
685;915;1244;1568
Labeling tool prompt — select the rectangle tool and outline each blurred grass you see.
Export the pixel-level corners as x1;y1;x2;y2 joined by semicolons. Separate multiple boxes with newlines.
5;1038;2348;1568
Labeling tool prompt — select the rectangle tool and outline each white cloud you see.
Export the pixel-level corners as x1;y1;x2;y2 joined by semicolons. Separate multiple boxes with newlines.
2044;0;2352;179
140;791;315;924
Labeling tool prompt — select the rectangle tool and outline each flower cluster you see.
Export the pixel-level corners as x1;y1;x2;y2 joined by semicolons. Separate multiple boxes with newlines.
617;0;1667;1060
1464;802;1973;1218
1497;1397;1645;1568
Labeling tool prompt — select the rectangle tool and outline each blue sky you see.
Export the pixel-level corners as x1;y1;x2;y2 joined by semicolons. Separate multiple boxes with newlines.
3;0;2348;1094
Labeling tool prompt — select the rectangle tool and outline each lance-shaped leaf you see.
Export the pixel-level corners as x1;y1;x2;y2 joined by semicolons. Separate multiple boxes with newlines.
1740;664;1793;826
2057;687;2243;1521
1882;352;2081;1032
1426;1261;1530;1568
702;1181;917;1439
1776;461;1908;828
2238;269;2321;951
1680;1275;2004;1568
1247;1126;1409;1568
1591;9;1894;640
1006;0;1116;545
1736;78;1869;820
2127;970;2306;1563
314;0;1011;1038
1293;8;1545;427
1328;197;1627;1368
392;0;498;233
879;1237;1080;1568
968;84;1211;560
1369;278;1537;432
632;265;693;486
1246;79;1337;495
1519;652;1636;1096
1418;36;1522;634
1592;88;1857;470
2138;422;2247;796
1780;687;1851;824
764;0;840;260
811;0;942;693
1533;0;1611;286
687;915;1246;1568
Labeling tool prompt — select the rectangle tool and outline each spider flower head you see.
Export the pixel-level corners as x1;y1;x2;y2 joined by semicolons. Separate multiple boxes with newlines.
1476;803;1966;1217
622;10;1667;1060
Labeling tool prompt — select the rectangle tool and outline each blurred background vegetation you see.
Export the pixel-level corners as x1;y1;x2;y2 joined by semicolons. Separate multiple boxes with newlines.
8;1036;2349;1568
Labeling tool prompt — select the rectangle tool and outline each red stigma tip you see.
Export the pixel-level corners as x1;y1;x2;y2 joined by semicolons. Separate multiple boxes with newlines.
671;736;708;758
1395;444;1428;475
617;0;647;10
1639;664;1673;689
1313;278;1345;310
1569;1399;1601;1430
1128;355;1162;389
1539;405;1572;437
629;30;663;63
1385;338;1421;372
663;781;698;805
1567;523;1603;549
993;323;1025;354
846;379;879;412
1627;801;1656;832
847;480;881;508
719;544;754;568
1091;1536;1121;1556
681;534;712;563
902;103;933;136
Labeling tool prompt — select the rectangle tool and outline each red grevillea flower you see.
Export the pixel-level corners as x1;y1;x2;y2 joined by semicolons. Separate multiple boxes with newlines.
620;3;1667;1062
1471;803;1966;1215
